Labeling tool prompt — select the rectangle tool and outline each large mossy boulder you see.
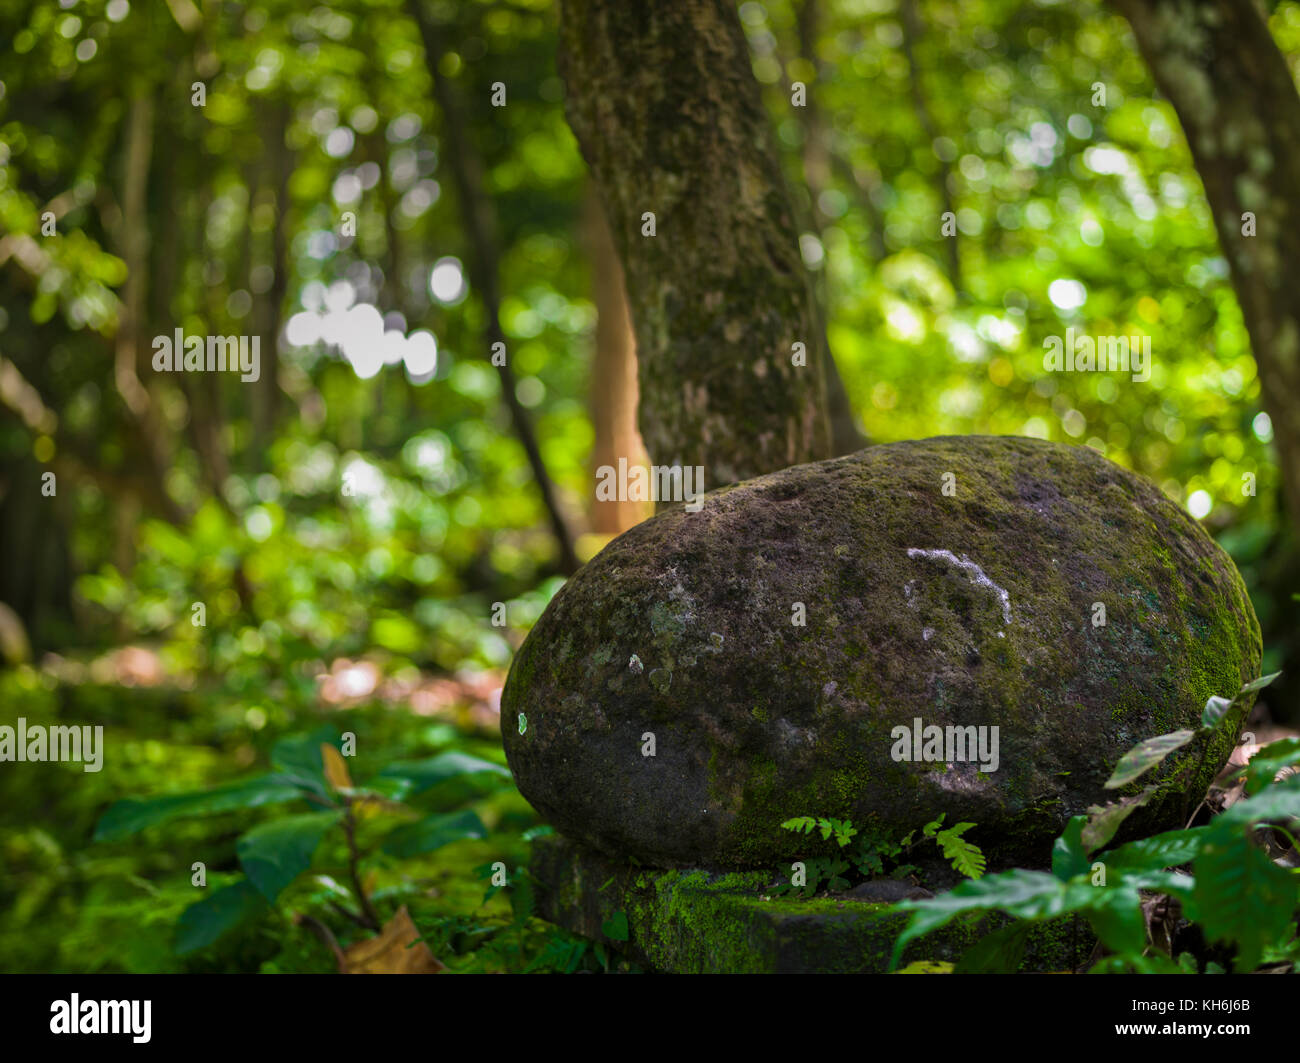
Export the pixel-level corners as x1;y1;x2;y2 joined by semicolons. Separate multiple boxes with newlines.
502;436;1261;870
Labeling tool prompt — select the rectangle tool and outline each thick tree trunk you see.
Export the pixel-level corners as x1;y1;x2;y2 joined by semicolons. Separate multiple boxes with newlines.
558;0;833;486
1113;0;1300;528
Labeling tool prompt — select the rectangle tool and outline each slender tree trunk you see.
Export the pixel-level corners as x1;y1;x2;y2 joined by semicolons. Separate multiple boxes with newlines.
253;100;292;460
1113;0;1300;528
407;0;581;574
558;0;833;486
583;186;653;535
114;88;185;525
791;0;868;455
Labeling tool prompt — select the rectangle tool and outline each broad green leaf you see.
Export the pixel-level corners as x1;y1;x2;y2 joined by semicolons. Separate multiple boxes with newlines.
381;809;487;858
237;811;341;902
1188;825;1300;971
174;880;267;955
1105;730;1195;789
94;774;308;842
1081;787;1156;851
1052;816;1090;880
1083;885;1145;956
891;870;1087;969
601;910;629;942
1091;952;1183;974
1102;828;1205;874
1116;869;1195;898
954;921;1032;973
377;751;510;795
271;725;339;782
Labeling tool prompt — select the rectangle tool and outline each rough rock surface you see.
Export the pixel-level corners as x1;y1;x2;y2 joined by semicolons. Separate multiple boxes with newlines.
502;436;1261;869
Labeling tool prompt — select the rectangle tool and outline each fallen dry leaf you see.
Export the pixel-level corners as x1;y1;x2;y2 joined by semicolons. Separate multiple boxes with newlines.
341;906;446;974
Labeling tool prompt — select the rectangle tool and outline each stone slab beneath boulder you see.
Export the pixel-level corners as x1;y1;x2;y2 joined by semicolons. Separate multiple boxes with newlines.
531;834;1093;973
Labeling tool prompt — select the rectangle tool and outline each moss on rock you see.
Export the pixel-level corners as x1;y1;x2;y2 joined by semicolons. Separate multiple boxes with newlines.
531;835;1092;973
503;437;1261;870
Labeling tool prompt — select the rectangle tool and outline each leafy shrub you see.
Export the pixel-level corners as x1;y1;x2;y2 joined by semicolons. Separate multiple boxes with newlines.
889;672;1300;973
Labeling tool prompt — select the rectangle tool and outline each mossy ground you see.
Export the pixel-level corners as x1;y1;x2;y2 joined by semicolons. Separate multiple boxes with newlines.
532;835;1092;973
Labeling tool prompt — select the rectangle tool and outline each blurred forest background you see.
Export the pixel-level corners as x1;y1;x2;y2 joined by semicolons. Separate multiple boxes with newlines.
1;0;1297;972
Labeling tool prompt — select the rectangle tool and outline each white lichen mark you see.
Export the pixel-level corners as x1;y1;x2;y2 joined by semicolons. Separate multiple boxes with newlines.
905;548;1012;626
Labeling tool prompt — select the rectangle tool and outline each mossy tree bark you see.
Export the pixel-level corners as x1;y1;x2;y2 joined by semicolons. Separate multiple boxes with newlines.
558;0;833;487
1113;0;1300;527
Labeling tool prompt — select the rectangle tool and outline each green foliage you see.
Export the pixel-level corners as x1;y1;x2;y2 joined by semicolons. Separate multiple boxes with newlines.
175;881;270;958
237;813;344;903
924;816;987;880
890;672;1300;973
780;815;858;847
89;727;520;966
93;775;311;843
601;910;629;943
1105;731;1197;790
1106;674;1281;791
778;812;986;897
3;0;1299;976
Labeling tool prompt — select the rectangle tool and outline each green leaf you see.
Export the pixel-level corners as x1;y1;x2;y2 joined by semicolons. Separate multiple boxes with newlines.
1118;869;1195;898
1201;695;1233;730
937;823;985;879
601;910;629;942
1052;816;1090;880
954;921;1032;973
1239;671;1282;696
890;870;1087;970
236;811;341;902
1188;824;1300;971
381;809;487;858
1105;730;1195;789
1102;828;1206;874
174;880;267;955
94;774;308;842
780;816;817;834
377;752;510;795
271;725;339;783
1084;885;1146;956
